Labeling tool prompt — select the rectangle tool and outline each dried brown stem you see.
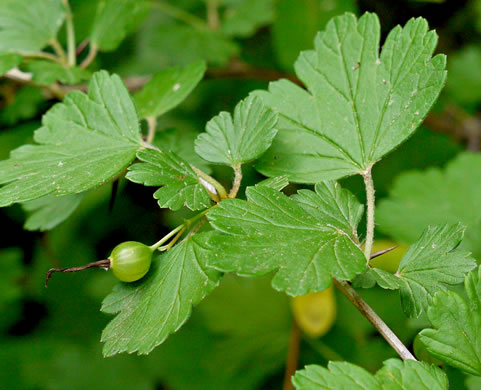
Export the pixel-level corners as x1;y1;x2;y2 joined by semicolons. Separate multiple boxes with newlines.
283;321;301;390
45;259;111;287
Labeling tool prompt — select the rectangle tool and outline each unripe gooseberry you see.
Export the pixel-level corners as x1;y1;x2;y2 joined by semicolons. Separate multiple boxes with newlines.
109;241;153;282
45;241;154;287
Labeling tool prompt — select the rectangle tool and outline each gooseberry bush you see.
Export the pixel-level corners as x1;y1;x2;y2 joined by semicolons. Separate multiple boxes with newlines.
1;1;481;389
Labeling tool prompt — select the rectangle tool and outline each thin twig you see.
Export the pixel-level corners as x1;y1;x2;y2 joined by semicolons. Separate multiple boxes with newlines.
206;58;303;86
283;321;301;390
362;165;375;261
80;44;98;69
228;164;242;198
62;0;76;65
333;278;416;361
76;38;89;56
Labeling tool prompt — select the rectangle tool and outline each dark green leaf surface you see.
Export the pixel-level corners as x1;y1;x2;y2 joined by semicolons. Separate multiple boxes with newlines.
363;224;476;317
90;0;150;51
0;71;141;206
22;193;85;231
24;61;91;85
0;248;23;308
0;0;65;53
147;24;239;67
134;61;206;119
0;87;45;126
273;0;357;71
195;95;278;165
101;235;221;356
0;53;21;75
377;153;481;257
222;0;274;37
255;13;446;183
446;46;481;107
420;266;481;376
201;183;365;296
126;148;211;211
293;359;448;389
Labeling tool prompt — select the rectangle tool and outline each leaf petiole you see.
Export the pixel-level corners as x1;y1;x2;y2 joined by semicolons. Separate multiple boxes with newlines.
149;207;214;252
62;0;76;65
362;165;375;261
49;38;68;65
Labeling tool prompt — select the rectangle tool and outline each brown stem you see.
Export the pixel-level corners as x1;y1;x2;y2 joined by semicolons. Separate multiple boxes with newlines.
206;58;303;86
333;278;416;361
45;259;111;287
283;321;301;390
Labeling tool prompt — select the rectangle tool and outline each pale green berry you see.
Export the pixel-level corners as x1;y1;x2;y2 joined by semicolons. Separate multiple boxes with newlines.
109;241;153;282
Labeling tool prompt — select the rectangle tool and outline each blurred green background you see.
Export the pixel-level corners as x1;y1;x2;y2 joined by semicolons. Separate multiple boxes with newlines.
1;0;480;389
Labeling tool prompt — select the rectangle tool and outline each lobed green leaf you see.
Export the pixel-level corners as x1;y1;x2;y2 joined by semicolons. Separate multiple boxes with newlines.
126;148;211;211
200;182;365;296
0;71;141;206
357;224;476;317
195;95;278;166
419;266;481;376
293;359;448;389
255;13;446;183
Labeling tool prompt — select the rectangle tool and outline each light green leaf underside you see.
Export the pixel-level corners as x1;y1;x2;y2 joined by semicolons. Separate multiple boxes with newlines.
24;60;91;85
90;0;150;51
377;152;481;258
200;182;365;296
134;61;206;119
420;266;481;376
22;193;84;231
195;95;278;166
126;148;211;211
0;0;65;53
0;53;21;75
293;359;448;389
361;224;476;318
0;71;141;207
101;234;221;356
255;12;446;183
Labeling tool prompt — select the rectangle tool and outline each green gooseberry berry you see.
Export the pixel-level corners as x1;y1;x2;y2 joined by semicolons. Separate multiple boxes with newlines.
45;241;154;287
109;241;153;282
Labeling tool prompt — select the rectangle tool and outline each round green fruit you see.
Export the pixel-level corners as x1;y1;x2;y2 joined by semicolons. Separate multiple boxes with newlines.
109;241;153;282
